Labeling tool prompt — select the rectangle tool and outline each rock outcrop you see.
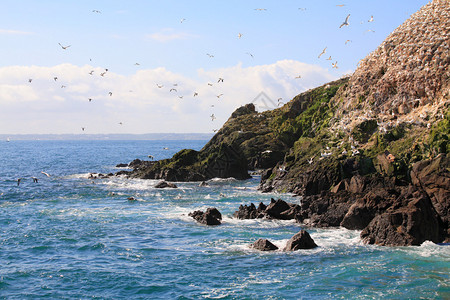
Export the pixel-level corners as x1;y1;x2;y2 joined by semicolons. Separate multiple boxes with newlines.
189;208;222;225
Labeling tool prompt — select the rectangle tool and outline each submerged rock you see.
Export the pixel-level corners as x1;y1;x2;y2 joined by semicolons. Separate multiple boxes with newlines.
284;230;318;251
251;238;278;251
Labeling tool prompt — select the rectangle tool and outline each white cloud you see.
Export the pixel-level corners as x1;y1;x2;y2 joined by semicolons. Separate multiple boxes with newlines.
145;28;198;42
0;61;337;134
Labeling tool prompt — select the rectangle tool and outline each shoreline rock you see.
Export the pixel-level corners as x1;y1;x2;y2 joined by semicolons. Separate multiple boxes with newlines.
189;208;222;226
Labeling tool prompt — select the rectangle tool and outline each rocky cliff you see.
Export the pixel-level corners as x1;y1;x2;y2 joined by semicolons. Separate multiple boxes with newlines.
119;0;449;246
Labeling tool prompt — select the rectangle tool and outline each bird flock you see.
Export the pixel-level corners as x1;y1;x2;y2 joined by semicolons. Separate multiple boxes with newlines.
22;5;377;136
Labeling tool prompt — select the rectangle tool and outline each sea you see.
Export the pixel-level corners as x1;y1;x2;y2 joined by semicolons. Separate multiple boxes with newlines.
0;139;449;299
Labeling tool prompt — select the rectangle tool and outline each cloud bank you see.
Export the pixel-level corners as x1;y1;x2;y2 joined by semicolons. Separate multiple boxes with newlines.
0;60;337;134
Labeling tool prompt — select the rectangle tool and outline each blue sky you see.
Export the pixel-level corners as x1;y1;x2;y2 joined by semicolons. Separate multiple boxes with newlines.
0;0;428;134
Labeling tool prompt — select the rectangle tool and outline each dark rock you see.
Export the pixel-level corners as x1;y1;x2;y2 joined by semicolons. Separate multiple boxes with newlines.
116;170;131;176
233;199;300;220
189;207;222;225
154;181;178;188
128;159;143;168
233;203;260;219
410;153;449;238
265;198;300;220
251;238;278;251
361;192;444;246
284;230;318;251
116;163;128;168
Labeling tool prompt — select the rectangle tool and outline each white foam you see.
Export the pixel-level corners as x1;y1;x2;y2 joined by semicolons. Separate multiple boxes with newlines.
402;240;450;259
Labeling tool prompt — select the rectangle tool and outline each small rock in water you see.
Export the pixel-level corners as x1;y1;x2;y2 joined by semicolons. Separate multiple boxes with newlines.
154;181;178;188
284;230;318;251
251;238;279;251
189;207;222;225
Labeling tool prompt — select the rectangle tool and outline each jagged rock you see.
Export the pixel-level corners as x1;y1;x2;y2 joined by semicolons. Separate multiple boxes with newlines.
284;230;318;251
251;238;279;251
154;181;178;188
233;203;263;219
361;192;444;246
189;207;222;225
230;103;256;119
116;163;128;168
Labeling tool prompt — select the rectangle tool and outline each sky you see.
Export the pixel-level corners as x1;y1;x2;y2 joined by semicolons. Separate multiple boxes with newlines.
0;0;429;134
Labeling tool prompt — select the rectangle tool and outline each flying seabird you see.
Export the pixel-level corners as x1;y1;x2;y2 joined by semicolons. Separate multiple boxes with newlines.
206;53;214;58
89;70;94;75
207;83;213;86
216;94;223;98
108;92;113;96
318;47;327;58
81;127;85;131
345;39;352;44
88;98;92;102
326;56;332;60
218;78;224;83
100;72;106;77
368;15;374;22
238;33;243;39
193;92;198;97
61;85;66;88
332;61;339;69
156;84;164;88
170;88;177;92
58;43;71;50
246;52;254;58
134;63;140;66
28;79;32;83
41;171;51;177
340;14;350;28
295;75;302;79
119;122;123;125
180;18;186;23
92;10;101;13
54;77;58;81
178;96;184;99
336;4;345;7
17;178;21;186
32;177;38;183
210;114;216;121
254;8;267;11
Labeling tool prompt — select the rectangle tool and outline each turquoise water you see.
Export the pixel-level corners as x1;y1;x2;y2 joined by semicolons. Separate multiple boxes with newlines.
0;140;449;299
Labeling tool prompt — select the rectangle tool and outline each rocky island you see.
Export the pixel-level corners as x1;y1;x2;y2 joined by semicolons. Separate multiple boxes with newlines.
115;0;449;246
